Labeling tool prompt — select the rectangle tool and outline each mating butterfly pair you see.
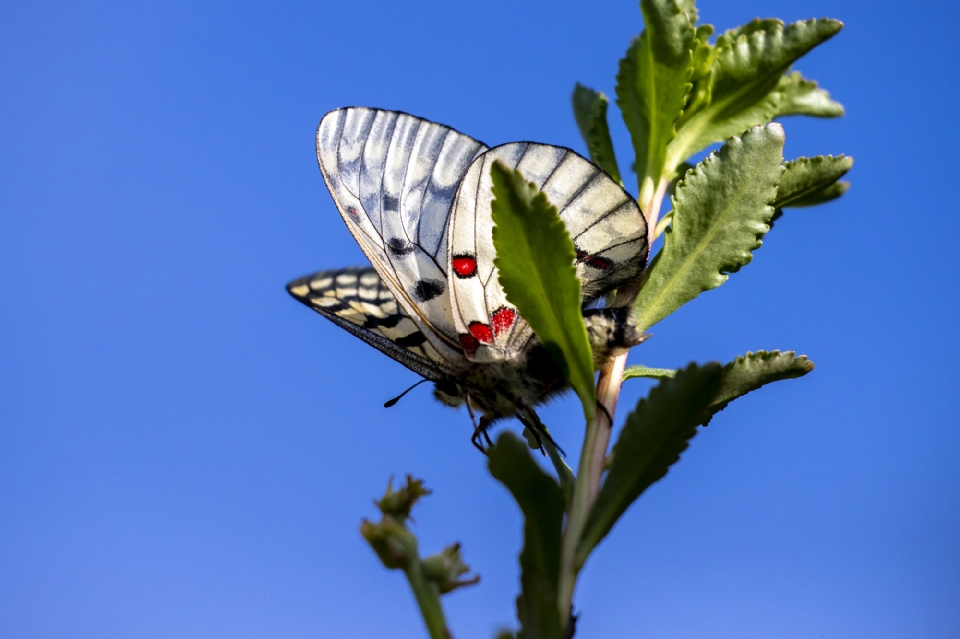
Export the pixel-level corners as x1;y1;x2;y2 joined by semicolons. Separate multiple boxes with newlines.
287;107;648;449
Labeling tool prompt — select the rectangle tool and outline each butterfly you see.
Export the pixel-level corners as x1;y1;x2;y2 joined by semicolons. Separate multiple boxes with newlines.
287;107;649;450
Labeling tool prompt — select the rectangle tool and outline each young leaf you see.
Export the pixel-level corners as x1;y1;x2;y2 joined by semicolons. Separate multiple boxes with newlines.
782;181;849;208
675;0;697;24
775;155;853;208
491;161;597;421
488;433;567;639
634;124;785;331
578;352;814;562
616;0;695;204
577;363;724;564
715;17;784;44
572;84;622;183
666;18;842;171
623;365;677;380
707;350;814;419
774;71;844;118
676;24;716;126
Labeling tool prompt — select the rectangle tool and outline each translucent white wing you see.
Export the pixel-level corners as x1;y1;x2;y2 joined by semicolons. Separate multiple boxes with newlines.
448;143;648;362
287;267;454;380
316;107;489;366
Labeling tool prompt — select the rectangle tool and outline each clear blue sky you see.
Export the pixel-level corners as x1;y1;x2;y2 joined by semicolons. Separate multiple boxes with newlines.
1;0;957;637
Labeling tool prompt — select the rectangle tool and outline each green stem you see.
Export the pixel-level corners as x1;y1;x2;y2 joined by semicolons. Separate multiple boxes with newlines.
642;177;671;242
404;563;451;639
556;176;668;627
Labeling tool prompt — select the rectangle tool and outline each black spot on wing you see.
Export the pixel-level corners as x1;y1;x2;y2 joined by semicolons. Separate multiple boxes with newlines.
382;193;400;213
387;237;415;257
363;314;405;329
411;278;445;302
319;301;350;314
394;332;428;347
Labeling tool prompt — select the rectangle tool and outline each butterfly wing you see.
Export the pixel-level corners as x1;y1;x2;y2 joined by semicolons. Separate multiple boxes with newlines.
448;143;648;362
316;107;489;367
287;266;453;381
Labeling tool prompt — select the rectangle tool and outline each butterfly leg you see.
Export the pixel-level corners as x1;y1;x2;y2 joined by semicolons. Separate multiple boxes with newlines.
517;402;567;457
465;394;493;453
470;415;493;454
515;411;546;456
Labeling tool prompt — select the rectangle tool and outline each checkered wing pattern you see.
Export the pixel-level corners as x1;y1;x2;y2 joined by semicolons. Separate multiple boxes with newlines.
287;267;453;380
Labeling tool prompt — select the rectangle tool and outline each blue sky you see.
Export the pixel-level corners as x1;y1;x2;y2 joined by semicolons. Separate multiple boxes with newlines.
1;0;957;637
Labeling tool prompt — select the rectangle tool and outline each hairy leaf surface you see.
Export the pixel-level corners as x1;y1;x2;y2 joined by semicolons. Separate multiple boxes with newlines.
623;365;677;380
634;124;784;331
677;24;716;126
578;363;724;563
666;18;841;170
616;0;695;202
579;352;814;561
491;161;597;420
708;350;814;419
775;155;853;208
774;71;844;118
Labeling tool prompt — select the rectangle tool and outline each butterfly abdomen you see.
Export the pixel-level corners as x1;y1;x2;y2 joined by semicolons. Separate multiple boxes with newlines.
440;308;643;421
582;307;646;369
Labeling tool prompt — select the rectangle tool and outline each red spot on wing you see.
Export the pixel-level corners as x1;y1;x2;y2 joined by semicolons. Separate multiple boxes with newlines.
468;322;494;344
586;255;612;269
459;333;479;354
576;247;611;270
491;307;517;336
452;255;478;278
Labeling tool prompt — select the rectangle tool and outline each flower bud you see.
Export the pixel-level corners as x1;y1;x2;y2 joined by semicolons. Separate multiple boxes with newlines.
360;516;418;570
420;542;480;594
376;475;431;522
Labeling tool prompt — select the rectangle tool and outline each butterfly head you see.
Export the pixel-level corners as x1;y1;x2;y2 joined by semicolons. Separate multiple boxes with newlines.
432;378;466;408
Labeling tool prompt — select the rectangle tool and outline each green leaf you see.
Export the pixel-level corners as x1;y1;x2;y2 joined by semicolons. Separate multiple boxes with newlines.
543;437;576;507
578;352;814;562
675;0;698;23
666;18;842;171
578;363;724;563
488;433;567;639
774;71;844;118
572;84;622;184
716;18;784;44
491;161;597;421
616;0;695;204
634;124;784;331
676;24;716;125
775;155;853;208
623;365;677;380
784;180;849;208
707;350;814;420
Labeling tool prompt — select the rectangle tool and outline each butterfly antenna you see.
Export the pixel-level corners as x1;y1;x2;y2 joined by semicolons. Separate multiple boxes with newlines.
384;379;429;408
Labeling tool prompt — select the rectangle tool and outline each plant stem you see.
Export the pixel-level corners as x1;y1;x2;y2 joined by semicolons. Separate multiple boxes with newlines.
642;178;671;242
556;176;668;627
404;563;451;639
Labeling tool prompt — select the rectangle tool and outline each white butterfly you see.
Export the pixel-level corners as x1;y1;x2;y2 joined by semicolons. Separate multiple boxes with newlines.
288;107;648;449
